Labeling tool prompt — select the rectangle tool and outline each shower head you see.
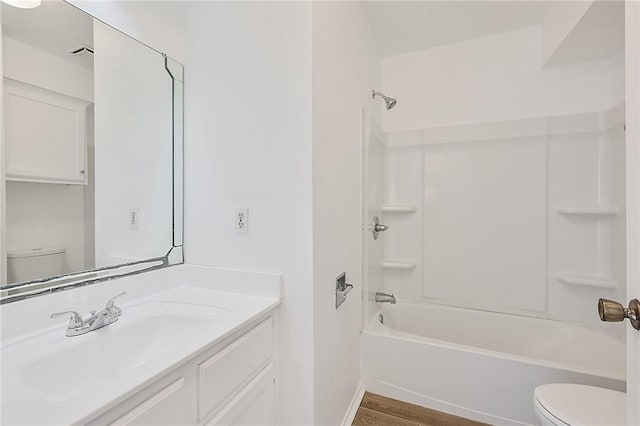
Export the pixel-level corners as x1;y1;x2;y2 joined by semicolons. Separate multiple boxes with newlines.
372;90;397;110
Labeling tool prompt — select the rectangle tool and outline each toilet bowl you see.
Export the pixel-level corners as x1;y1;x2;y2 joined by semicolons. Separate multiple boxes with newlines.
534;384;626;426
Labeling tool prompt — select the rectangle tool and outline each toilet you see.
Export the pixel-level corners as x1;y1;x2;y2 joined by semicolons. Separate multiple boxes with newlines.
534;384;626;426
7;247;66;283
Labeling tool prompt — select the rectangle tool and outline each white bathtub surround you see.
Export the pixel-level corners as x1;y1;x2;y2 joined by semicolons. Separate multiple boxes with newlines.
362;113;387;325
424;136;547;313
379;105;626;336
362;302;625;425
0;264;281;425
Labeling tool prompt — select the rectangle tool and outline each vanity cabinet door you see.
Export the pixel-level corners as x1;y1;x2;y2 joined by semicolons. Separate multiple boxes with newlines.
4;79;89;184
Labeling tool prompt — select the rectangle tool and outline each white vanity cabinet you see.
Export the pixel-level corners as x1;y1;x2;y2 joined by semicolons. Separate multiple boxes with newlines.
4;78;89;184
85;317;275;426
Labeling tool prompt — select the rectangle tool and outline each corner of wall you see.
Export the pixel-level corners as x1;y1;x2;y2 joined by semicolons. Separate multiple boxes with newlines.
311;1;381;425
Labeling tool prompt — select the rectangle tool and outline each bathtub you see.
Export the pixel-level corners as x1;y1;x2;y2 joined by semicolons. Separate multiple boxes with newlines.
361;302;625;426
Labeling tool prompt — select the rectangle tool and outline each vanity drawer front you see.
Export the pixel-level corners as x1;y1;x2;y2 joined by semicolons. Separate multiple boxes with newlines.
198;318;273;421
205;363;274;426
110;378;190;426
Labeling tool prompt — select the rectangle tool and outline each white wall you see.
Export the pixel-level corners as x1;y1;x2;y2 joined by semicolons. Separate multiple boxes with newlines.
93;20;173;267
607;49;625;106
69;0;183;63
181;3;314;424
541;0;592;65
542;0;624;67
2;35;94;278
382;26;616;132
311;2;381;424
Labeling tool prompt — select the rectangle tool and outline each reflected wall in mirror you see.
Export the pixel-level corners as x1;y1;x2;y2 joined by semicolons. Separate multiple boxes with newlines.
1;0;183;297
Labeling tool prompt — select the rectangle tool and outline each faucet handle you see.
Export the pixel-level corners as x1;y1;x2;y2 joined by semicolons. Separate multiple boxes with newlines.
50;311;84;328
105;291;127;314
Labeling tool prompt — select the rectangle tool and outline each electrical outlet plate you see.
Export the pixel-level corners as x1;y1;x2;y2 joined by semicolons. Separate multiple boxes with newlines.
234;208;249;234
129;208;140;230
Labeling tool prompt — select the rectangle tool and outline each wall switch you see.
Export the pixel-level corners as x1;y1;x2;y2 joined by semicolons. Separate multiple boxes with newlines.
129;208;140;230
234;208;249;234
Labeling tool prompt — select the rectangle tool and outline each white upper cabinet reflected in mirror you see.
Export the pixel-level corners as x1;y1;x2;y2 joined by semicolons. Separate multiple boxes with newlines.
1;0;183;294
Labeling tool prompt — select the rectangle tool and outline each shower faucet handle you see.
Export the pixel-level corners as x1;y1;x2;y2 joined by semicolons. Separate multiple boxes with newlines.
369;216;388;240
374;223;388;232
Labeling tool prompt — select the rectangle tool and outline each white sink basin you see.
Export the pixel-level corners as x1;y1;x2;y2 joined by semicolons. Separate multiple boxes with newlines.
20;302;219;403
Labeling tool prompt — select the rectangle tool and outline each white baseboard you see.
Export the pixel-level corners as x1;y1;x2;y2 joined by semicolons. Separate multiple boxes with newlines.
341;383;365;426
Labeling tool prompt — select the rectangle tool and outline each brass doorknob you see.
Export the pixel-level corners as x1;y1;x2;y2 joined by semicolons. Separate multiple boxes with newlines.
598;298;640;330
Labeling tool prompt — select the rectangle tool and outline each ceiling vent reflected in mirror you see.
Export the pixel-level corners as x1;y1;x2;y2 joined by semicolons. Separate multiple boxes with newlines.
1;0;94;69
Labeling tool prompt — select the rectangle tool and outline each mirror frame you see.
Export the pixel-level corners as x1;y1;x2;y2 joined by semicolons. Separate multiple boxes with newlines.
0;6;184;304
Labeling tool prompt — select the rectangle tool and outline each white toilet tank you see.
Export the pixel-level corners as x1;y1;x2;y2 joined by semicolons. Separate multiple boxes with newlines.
7;247;65;283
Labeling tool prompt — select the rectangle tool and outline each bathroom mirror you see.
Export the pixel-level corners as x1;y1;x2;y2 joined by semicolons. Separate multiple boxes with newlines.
0;0;183;301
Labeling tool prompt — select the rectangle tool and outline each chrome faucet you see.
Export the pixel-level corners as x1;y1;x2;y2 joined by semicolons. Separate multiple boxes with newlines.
375;292;396;304
50;292;127;337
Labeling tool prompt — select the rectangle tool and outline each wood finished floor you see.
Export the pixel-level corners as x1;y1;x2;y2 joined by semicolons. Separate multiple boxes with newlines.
352;392;490;426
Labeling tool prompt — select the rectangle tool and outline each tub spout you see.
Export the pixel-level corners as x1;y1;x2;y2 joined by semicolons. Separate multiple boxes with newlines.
375;292;396;304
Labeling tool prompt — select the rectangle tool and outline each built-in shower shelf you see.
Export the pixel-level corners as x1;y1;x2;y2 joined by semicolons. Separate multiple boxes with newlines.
556;206;618;216
555;273;617;289
381;206;417;213
381;260;416;270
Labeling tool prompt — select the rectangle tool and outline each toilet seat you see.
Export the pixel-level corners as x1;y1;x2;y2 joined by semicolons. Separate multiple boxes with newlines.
534;384;626;426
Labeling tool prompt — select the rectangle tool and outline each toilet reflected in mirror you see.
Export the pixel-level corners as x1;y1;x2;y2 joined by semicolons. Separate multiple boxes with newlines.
6;248;65;283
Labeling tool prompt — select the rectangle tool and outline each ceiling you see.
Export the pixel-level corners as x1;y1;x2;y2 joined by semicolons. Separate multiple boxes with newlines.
363;1;554;57
2;0;93;69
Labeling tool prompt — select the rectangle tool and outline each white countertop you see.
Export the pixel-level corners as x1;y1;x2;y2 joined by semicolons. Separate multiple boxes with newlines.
0;264;281;426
